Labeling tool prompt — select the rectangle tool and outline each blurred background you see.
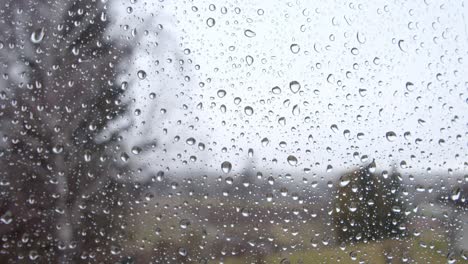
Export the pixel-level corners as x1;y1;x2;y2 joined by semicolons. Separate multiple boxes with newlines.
0;0;467;263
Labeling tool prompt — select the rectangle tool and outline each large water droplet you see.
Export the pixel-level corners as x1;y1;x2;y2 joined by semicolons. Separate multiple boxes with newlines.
221;161;232;173
287;155;298;166
244;106;254;116
386;131;397;142
137;70;146;80
206;17;215;27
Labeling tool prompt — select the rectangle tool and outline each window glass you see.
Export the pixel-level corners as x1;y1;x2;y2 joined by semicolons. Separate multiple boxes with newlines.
0;0;467;263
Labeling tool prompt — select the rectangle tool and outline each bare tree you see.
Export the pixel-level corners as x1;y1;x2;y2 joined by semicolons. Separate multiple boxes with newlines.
0;0;138;262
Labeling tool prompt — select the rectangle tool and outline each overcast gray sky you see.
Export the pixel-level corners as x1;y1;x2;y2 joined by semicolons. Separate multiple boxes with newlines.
113;0;468;180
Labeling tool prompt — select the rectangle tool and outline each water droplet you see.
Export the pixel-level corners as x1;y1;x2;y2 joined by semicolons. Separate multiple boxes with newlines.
120;152;129;162
217;89;226;98
248;148;254;157
261;138;270;147
131;146;142;155
289;81;301;94
278;117;286;126
272;86;281;94
246;55;254;65
84;151;92;162
398;39;406;52
31;28;45;44
178;247;188;257
451;187;461;201
343;129;350;139
406;82;414;91
292;105;300;116
290;44;300;54
244;106;254;116
221;161;232;173
137;70;146;80
179;219;190;229
287;155;298;166
206;17;215;27
386;131;397;142
52;145;64;154
244;29;256;38
330;124;339;133
186;137;196;145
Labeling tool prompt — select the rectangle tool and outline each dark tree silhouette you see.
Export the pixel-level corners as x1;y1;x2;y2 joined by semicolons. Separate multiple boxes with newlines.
333;162;407;244
0;0;139;262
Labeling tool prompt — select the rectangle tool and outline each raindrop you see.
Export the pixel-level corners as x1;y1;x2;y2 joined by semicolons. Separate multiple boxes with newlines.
206;17;215;27
386;131;397;142
31;28;45;44
137;70;146;80
244;106;254;116
406;82;414;91
289;81;301;93
178;247;188;257
179;219;190;229
217;89;226;98
292;105;300;116
246;55;254;65
290;44;300;54
287;155;298;166
261;138;270;147
186;137;196;145
244;29;256;38
221;161;232;173
131;146;142;155
272;86;281;94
